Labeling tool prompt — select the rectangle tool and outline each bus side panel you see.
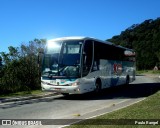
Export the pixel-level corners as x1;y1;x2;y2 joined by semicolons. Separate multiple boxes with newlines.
80;59;112;92
79;77;95;93
122;61;136;83
78;59;135;93
98;59;112;89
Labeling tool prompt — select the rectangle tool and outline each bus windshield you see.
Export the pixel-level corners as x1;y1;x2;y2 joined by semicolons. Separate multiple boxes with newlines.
42;40;82;78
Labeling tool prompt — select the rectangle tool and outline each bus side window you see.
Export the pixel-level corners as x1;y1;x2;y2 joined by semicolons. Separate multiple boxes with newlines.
92;60;99;71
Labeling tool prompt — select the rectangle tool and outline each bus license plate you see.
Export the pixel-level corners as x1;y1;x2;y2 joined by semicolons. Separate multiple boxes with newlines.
55;88;61;90
50;80;56;84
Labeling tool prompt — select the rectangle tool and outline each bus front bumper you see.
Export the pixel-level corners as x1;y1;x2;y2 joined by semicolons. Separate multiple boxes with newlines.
41;83;81;94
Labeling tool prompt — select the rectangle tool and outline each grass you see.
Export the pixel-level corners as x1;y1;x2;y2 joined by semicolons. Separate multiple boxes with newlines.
67;90;160;128
0;89;43;98
136;70;160;75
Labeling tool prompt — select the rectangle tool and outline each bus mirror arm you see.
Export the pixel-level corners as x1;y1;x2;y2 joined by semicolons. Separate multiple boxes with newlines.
38;51;44;66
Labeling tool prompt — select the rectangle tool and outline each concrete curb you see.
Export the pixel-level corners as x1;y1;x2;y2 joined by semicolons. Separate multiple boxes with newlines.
0;92;58;104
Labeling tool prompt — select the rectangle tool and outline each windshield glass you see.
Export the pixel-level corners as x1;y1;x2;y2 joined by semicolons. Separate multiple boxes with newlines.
46;40;62;54
42;40;82;78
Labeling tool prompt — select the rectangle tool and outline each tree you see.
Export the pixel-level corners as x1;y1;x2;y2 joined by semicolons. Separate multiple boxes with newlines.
0;56;2;69
0;38;46;94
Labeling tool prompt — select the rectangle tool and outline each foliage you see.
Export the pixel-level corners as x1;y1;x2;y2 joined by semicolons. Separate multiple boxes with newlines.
0;39;46;94
136;70;160;75
107;17;160;70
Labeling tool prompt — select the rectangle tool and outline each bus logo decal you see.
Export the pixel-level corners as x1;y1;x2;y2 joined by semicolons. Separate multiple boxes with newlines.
113;63;122;74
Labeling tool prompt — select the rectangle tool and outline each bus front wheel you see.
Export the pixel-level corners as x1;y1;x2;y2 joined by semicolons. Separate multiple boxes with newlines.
125;75;130;85
95;79;101;93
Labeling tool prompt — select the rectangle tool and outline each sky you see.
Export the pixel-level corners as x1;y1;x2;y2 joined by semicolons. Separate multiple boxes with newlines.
0;0;160;53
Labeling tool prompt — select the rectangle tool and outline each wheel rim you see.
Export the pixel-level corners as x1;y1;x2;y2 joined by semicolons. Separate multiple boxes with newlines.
95;83;100;92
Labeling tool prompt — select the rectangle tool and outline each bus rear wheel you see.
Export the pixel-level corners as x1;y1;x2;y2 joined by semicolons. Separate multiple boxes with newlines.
125;76;130;85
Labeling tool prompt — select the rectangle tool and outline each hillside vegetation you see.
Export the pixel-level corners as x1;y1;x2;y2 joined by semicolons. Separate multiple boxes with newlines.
107;17;160;70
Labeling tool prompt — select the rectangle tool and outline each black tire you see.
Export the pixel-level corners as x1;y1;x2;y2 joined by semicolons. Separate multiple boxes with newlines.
125;76;130;85
95;79;101;93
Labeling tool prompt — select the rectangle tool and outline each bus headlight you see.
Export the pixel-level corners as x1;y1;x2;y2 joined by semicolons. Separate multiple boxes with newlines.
71;82;80;86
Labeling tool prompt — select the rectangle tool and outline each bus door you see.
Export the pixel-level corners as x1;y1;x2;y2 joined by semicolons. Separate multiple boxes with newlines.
80;40;94;92
82;40;93;77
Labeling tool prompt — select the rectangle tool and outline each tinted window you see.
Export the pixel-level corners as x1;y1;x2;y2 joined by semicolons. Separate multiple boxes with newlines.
82;40;93;76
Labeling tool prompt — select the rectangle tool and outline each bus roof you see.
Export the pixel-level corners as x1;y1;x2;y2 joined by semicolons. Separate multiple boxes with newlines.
48;36;133;51
48;36;113;45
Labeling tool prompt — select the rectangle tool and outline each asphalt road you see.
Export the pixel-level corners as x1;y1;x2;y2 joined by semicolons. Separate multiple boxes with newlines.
0;75;159;128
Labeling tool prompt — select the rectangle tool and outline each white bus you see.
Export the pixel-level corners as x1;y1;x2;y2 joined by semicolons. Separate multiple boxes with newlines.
41;37;135;95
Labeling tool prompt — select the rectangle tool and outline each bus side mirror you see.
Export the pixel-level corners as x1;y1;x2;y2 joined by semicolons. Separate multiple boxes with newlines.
38;51;44;67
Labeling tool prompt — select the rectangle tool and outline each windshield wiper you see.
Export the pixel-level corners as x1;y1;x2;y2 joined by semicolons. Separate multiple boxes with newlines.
42;70;57;78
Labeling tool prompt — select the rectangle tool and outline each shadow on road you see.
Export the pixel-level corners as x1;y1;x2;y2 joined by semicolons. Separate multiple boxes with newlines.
0;82;160;109
56;82;160;100
136;74;145;76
